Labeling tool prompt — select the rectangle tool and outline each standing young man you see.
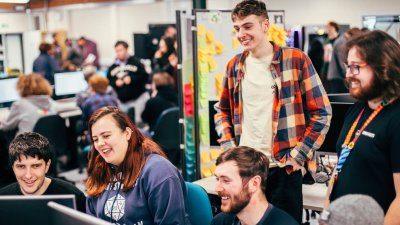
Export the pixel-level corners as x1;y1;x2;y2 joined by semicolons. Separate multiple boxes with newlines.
212;146;298;225
0;132;86;212
214;1;331;222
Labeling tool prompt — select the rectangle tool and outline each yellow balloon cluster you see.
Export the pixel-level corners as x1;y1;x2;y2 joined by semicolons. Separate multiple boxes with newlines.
267;24;287;47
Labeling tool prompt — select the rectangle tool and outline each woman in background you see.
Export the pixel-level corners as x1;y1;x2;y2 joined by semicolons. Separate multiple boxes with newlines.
86;106;189;225
0;74;57;137
152;36;178;89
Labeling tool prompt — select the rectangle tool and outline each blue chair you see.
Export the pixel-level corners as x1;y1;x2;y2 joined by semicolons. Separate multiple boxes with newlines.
185;182;213;225
151;107;180;166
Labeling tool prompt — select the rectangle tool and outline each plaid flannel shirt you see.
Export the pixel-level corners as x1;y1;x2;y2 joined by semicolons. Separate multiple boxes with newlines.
215;42;332;172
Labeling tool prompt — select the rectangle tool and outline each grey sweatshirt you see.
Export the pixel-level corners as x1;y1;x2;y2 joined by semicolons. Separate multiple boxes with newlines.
0;95;57;136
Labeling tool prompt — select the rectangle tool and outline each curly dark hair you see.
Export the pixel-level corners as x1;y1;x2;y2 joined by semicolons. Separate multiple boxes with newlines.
345;30;400;101
9;132;51;165
232;0;269;21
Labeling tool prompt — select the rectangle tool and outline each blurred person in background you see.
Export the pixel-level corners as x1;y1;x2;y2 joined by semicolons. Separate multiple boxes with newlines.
327;27;362;93
76;65;117;109
107;41;149;126
32;43;60;85
141;71;177;132
152;36;178;89
0;74;57;137
320;21;340;92
77;36;100;69
81;75;119;129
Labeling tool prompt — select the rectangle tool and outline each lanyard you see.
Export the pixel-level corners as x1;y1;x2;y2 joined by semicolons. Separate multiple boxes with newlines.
336;104;383;173
327;104;384;199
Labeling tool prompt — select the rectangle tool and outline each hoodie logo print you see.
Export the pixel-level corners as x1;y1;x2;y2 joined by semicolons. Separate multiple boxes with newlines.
105;194;125;221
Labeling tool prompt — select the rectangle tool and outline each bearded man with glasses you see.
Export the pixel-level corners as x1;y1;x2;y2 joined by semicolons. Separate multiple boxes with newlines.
328;30;400;225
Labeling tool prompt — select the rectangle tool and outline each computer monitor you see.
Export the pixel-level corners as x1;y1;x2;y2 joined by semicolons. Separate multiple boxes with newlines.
318;94;356;154
48;201;113;225
0;77;20;108
209;100;220;147
54;71;88;99
0;195;76;225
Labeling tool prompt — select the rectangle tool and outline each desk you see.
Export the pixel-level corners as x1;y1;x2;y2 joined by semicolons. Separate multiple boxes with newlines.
54;99;82;119
194;176;327;211
0;100;82;121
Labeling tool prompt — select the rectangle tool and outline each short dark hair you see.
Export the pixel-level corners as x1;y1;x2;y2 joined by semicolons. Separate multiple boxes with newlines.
9;132;52;165
39;43;52;54
327;21;340;32
115;40;129;49
345;30;400;100
216;146;269;194
232;0;269;22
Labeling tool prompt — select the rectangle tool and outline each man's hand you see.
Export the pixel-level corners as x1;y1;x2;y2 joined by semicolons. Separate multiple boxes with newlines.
168;54;178;67
123;76;131;85
290;157;303;171
116;79;124;87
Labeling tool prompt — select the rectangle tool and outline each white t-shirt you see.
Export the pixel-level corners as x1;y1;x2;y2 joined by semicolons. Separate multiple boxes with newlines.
239;52;276;167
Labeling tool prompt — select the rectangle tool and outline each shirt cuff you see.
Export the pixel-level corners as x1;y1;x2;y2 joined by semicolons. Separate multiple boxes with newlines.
290;147;307;165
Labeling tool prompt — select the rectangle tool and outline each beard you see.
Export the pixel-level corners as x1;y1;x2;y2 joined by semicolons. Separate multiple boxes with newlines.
219;188;252;214
346;75;385;101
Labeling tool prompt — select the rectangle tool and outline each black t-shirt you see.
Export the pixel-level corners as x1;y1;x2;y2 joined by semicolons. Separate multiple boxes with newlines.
330;99;400;212
0;177;86;212
210;204;298;225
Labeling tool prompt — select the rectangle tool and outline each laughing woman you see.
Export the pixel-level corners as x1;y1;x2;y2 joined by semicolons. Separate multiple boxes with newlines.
86;106;189;225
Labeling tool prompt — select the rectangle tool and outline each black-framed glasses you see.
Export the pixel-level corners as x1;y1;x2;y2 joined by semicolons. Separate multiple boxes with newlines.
343;63;368;75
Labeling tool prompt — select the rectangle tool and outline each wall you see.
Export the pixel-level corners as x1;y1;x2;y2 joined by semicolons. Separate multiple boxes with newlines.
207;0;400;27
45;1;190;67
1;0;399;68
0;13;28;33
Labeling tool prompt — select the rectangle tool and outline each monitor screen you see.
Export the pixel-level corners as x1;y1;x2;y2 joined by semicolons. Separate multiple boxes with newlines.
318;94;356;154
0;195;76;225
54;72;88;97
0;77;20;108
209;100;220;147
48;201;113;225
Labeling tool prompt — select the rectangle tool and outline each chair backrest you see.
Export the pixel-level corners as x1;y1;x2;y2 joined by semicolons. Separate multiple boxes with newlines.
185;182;213;225
151;107;180;164
127;107;135;125
33;115;68;157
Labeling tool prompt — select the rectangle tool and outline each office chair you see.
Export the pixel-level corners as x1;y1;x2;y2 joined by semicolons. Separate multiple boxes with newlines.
185;182;213;225
33;115;69;176
127;106;136;125
151;107;180;167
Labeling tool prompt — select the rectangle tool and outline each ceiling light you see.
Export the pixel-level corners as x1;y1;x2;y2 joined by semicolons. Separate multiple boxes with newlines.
0;0;30;3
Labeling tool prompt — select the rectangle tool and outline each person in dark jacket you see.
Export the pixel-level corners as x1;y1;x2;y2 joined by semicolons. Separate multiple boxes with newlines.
32;43;60;85
141;71;177;132
107;41;149;124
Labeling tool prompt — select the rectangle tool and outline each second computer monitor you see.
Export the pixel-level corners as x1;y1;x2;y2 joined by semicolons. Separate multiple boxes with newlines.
54;71;88;99
48;201;113;225
0;77;20;108
0;195;76;225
